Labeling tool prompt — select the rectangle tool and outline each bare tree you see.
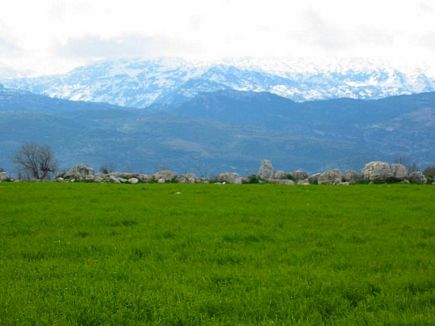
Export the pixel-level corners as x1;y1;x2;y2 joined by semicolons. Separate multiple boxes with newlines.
394;156;420;172
14;143;57;180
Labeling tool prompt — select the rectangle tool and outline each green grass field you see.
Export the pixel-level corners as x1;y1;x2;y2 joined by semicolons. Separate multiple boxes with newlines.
0;183;434;325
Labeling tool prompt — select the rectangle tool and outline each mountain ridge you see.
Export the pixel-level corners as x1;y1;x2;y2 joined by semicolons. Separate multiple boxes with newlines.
2;58;435;109
1;85;434;174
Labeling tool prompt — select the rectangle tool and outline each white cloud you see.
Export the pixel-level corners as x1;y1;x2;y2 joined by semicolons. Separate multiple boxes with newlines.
55;34;200;60
0;0;434;76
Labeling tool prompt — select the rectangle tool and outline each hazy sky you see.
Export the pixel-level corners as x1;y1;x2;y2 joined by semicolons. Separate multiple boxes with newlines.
1;0;435;76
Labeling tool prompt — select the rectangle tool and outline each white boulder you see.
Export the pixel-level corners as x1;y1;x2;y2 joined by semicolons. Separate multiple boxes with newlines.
258;160;274;180
318;169;342;184
218;172;243;184
153;170;177;182
362;161;393;182
408;171;427;184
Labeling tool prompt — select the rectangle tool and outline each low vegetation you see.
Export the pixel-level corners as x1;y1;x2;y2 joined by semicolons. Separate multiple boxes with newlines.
424;166;435;183
0;183;434;324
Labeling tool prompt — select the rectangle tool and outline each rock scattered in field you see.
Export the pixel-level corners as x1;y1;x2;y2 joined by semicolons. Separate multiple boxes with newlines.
318;169;342;184
218;172;243;184
22;158;429;185
391;163;408;180
408;171;427;184
109;176;121;183
85;175;96;182
176;173;199;184
292;170;309;181
154;170;177;182
112;172;135;179
65;164;95;180
271;179;295;185
258;160;274;180
308;173;321;184
0;171;8;181
273;170;288;179
362;161;393;182
343;170;362;183
138;174;153;183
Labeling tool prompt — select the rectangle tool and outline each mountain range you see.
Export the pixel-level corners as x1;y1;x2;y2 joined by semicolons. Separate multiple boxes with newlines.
2;58;435;109
1;81;434;175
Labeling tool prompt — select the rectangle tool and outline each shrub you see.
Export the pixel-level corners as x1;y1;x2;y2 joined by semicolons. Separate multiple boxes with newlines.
286;174;295;181
385;177;402;184
423;166;435;183
243;175;261;184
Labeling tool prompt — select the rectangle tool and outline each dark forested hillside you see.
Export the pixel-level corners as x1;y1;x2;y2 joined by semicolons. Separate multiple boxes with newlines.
1;85;434;174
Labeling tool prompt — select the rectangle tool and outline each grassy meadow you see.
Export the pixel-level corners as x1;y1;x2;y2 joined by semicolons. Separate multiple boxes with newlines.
0;183;434;325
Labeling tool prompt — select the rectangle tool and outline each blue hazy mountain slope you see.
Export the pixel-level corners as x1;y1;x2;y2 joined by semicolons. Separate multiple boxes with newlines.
0;83;124;112
0;85;434;174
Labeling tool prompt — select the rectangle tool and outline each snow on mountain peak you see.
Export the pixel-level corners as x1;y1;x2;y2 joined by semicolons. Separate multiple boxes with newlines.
2;57;435;108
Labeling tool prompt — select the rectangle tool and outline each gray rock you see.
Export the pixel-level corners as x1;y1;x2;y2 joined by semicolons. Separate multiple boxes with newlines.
119;178;128;183
218;172;243;184
65;164;95;180
158;178;166;184
297;179;310;185
115;172;136;179
362;161;393;182
153;170;177;182
56;177;64;182
318;169;342;184
271;179;295;185
0;171;8;181
109;176;121;183
391;163;408;180
258;160;274;180
176;173;199;184
408;171;427;184
94;176;103;183
292;170;309;181
138;174;153;183
308;173;321;184
343;170;362;183
273;170;288;179
85;175;96;182
128;177;139;184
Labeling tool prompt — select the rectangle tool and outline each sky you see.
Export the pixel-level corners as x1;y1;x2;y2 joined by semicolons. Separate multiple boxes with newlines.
1;0;435;76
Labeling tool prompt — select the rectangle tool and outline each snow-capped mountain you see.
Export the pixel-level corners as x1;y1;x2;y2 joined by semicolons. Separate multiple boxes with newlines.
3;58;435;108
